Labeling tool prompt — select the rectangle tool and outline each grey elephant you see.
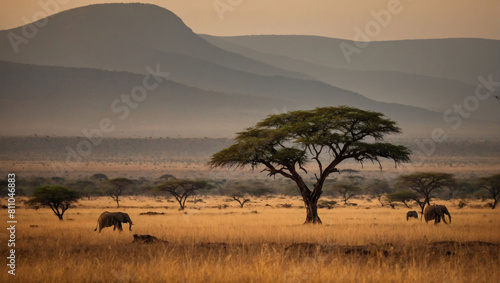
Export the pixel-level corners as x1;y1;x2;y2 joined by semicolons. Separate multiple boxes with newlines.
406;210;418;221
94;211;133;232
424;205;451;224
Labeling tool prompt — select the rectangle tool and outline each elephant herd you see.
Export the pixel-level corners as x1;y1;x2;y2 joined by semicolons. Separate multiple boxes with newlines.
406;205;452;224
94;205;452;233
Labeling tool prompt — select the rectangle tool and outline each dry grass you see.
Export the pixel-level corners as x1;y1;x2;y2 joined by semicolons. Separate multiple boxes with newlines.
1;196;499;282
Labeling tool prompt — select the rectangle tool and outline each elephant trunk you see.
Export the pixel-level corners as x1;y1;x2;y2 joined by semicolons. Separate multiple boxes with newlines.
129;222;133;231
447;213;451;224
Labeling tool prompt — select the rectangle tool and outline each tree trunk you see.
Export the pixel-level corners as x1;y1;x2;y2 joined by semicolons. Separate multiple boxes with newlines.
377;196;384;207
304;197;322;224
177;198;185;210
425;198;431;206
420;204;425;220
402;201;410;208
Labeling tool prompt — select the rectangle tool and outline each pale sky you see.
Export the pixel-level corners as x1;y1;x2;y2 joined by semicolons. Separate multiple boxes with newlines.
0;0;499;40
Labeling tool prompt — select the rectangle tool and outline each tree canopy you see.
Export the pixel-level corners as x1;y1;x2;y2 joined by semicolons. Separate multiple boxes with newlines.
27;185;79;220
209;106;411;223
478;174;500;209
387;190;418;208
395;172;455;215
334;182;362;205
365;179;392;207
154;179;213;210
90;173;108;181
107;177;134;208
396;172;455;205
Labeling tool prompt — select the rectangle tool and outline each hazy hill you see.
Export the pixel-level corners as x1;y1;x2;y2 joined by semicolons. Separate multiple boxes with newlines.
213;35;500;85
0;60;291;137
0;3;433;114
0;3;497;138
0;3;308;80
202;35;499;122
1;60;460;137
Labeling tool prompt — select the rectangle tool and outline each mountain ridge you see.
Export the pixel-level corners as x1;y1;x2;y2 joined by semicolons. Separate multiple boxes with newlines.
0;3;497;138
214;35;500;85
201;34;499;122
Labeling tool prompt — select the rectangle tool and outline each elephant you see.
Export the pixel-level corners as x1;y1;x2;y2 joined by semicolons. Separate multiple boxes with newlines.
94;211;133;232
406;210;418;221
424;205;451;224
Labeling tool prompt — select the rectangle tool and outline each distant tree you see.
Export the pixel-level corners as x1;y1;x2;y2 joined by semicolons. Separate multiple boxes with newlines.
107;178;134;208
387;190;418;208
50;177;65;184
90;173;108;181
395;172;455;214
219;183;251;208
230;192;251;208
345;175;366;186
318;200;337;209
365;179;392;207
26;186;79;220
472;190;490;201
209;106;411;224
282;184;301;196
455;180;478;199
248;186;273;197
334;183;362;205
154;180;213;210
134;178;155;196
27;176;48;189
70;180;99;200
478;174;500;209
159;174;176;181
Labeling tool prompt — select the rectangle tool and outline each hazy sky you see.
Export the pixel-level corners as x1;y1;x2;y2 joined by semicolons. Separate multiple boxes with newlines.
0;0;499;40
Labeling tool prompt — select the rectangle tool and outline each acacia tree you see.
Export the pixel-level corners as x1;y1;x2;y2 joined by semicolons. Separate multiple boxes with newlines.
107;178;134;208
365;179;392;207
478;174;500;209
231;193;251;208
27;185;79;220
395;172;455;215
220;183;251;208
90;173;108;181
387;190;419;208
71;180;99;200
334;183;362;205
154;179;212;210
159;174;176;181
209;106;411;224
50;177;65;184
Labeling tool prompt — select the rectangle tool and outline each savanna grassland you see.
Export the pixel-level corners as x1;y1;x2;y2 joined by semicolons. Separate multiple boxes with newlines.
1;196;499;282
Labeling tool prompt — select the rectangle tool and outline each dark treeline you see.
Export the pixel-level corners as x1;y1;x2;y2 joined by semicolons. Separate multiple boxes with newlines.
1;172;497;209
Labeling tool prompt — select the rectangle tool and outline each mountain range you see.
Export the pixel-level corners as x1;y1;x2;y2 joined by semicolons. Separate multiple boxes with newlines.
0;3;498;138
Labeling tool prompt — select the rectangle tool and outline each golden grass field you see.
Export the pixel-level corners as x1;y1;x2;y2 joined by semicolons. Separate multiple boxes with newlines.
1;196;499;282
